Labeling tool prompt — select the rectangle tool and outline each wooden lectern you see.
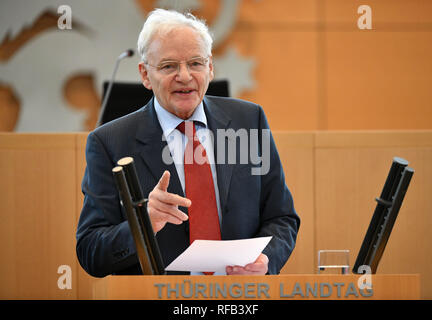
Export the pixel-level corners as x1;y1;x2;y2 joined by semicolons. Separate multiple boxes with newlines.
93;274;420;300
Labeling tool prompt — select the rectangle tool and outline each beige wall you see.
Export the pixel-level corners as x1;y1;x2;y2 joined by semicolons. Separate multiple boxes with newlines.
1;1;431;132
0;131;431;299
217;0;432;131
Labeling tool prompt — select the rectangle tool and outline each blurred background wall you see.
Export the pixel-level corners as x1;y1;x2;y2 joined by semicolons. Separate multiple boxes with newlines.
1;0;431;132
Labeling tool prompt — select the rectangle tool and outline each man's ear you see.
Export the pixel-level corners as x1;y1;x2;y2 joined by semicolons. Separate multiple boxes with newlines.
138;62;152;90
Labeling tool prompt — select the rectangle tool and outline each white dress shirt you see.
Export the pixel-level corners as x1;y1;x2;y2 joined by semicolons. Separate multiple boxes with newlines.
153;97;225;275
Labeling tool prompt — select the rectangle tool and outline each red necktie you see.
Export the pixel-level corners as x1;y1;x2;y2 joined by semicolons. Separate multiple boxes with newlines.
177;121;221;275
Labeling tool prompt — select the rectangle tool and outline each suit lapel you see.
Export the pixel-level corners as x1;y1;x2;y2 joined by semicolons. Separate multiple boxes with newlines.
134;97;233;211
203;97;233;215
135;99;184;198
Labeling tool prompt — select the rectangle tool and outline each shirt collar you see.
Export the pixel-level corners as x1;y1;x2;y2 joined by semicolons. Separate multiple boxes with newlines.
154;97;207;137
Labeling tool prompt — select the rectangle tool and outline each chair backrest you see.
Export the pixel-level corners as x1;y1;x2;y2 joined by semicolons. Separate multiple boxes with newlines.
99;79;230;125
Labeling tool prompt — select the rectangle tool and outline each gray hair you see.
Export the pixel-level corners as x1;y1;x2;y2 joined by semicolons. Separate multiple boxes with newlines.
137;9;213;62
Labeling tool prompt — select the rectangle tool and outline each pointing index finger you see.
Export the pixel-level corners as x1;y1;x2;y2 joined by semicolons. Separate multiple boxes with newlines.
157;170;170;191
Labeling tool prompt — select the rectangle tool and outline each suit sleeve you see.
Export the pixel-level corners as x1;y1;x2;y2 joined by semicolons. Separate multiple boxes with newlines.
255;106;301;274
76;131;139;277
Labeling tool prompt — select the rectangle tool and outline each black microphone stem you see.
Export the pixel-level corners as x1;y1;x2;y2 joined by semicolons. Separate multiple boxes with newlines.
96;50;134;127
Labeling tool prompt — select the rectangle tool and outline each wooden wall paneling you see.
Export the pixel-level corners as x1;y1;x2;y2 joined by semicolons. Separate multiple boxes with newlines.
323;0;432;130
0;135;19;298
211;0;320;131
323;0;432;26
238;0;318;25
273;133;315;274
0;134;77;299
248;30;320;131
325;31;432;130
314;131;432;299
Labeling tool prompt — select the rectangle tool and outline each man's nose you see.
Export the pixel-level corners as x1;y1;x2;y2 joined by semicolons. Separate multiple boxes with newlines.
176;62;192;82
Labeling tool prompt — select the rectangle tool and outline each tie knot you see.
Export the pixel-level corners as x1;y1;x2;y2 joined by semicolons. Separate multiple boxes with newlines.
177;121;196;139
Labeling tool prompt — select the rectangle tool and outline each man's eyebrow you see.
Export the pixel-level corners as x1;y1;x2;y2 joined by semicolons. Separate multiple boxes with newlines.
158;59;177;63
158;56;203;63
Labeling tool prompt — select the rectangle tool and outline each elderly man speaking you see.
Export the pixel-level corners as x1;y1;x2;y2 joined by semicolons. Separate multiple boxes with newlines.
76;8;300;277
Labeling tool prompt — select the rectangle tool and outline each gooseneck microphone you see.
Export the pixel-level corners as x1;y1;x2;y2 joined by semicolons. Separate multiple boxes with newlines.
96;49;135;127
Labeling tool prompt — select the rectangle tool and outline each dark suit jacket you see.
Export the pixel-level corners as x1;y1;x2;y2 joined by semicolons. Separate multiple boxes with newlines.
76;96;300;277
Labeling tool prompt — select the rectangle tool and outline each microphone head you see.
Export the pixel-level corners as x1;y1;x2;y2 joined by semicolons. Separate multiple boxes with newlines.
126;49;134;57
118;49;135;60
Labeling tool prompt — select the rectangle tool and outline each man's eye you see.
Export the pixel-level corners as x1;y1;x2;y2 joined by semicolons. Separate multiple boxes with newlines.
160;63;176;70
190;61;203;67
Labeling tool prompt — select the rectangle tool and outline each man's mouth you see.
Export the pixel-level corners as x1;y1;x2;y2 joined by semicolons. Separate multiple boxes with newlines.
173;89;195;95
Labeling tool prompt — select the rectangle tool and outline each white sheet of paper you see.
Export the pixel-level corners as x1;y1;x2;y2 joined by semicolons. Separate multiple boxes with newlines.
165;236;272;273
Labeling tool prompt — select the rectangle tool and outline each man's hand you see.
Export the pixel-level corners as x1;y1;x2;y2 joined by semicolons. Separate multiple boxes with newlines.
226;253;269;275
147;170;191;233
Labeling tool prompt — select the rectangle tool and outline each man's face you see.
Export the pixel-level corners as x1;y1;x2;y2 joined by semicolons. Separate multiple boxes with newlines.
138;27;214;119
